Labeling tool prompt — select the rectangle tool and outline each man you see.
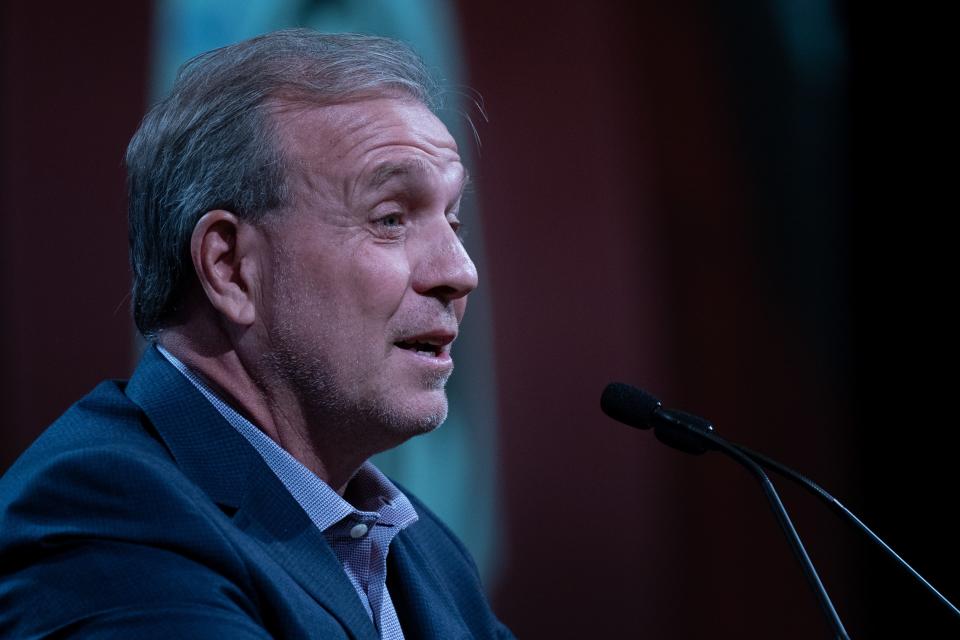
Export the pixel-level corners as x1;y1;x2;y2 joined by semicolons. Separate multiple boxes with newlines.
0;29;513;639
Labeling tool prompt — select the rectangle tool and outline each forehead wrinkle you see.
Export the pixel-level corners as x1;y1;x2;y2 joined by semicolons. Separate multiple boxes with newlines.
328;116;378;158
343;133;457;207
356;151;464;196
277;117;391;216
272;99;463;211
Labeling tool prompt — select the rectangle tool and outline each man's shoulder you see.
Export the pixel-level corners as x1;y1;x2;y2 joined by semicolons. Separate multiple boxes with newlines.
0;370;246;574
0;378;276;639
0;378;214;542
0;378;173;492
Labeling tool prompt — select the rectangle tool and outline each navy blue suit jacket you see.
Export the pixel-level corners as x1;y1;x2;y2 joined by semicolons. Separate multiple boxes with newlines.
0;346;513;639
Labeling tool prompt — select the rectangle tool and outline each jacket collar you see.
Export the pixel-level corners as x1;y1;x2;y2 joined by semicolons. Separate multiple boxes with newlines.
124;345;379;640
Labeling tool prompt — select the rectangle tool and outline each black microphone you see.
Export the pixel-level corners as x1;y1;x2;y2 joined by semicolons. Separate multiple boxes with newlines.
600;382;715;455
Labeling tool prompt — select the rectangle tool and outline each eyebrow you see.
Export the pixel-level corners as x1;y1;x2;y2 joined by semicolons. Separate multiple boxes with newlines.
367;160;425;189
366;159;471;198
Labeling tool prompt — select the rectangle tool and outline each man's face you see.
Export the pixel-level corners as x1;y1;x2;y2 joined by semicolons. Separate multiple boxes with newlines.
255;97;476;449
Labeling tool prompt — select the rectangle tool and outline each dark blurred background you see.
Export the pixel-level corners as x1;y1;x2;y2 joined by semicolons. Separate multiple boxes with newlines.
2;1;957;637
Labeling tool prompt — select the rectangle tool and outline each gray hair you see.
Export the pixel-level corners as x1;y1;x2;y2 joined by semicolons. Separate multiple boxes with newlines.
126;29;439;338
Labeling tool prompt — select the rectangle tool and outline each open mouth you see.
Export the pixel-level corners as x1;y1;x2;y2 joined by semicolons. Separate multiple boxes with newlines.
394;340;443;357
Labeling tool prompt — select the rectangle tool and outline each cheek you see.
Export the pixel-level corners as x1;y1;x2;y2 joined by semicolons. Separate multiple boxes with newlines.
348;246;411;315
453;296;469;321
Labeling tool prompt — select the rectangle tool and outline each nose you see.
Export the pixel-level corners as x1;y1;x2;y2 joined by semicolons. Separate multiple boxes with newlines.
411;220;478;303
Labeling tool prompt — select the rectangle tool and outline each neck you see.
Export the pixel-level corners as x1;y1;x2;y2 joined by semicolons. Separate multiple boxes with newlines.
157;316;369;494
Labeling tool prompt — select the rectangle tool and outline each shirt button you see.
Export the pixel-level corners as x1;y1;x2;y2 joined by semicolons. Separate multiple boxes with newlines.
349;523;369;539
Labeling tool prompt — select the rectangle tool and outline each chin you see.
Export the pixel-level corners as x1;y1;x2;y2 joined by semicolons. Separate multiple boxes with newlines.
372;392;449;441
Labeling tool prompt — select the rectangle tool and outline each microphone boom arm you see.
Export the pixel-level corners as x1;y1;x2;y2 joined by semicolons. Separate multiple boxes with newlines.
670;421;851;639
729;440;960;620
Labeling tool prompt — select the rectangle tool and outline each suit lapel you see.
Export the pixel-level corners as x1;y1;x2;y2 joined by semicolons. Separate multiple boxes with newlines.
125;345;256;507
388;529;474;639
125;346;378;640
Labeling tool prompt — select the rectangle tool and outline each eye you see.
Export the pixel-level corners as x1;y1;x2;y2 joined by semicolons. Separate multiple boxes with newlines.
379;213;403;227
448;213;465;239
372;211;406;239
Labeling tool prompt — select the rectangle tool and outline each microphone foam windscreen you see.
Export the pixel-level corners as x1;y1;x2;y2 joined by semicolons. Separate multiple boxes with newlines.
600;382;662;430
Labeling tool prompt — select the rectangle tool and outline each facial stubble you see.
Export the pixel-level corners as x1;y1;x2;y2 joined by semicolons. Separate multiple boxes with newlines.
261;255;451;458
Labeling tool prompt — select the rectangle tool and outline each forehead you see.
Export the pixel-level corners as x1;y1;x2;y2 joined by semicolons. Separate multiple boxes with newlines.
272;97;462;188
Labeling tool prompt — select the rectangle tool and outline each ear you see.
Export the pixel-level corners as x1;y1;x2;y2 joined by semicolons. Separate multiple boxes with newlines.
190;210;263;326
